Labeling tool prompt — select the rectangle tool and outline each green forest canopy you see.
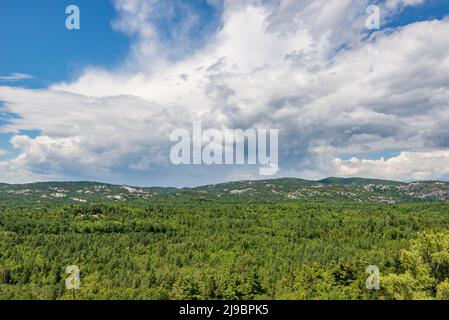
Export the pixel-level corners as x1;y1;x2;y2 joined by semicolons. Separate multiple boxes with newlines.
1;200;449;300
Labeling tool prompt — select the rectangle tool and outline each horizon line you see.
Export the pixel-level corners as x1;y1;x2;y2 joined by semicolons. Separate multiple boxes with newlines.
1;176;447;189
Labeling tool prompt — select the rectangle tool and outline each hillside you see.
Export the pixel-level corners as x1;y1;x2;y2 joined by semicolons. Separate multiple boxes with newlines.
2;178;449;300
1;177;449;204
318;177;404;186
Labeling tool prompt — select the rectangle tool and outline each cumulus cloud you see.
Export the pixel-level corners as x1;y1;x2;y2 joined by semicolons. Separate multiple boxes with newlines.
332;150;449;181
0;156;59;184
0;0;448;186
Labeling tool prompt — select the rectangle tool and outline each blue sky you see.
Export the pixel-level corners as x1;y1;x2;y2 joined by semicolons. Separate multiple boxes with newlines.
1;0;449;186
385;0;449;27
0;0;129;87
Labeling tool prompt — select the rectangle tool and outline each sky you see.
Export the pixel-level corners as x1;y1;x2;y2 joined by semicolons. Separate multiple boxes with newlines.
1;0;449;187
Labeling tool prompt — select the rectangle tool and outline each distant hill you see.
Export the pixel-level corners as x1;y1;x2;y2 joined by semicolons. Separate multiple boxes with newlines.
0;177;449;204
318;177;404;186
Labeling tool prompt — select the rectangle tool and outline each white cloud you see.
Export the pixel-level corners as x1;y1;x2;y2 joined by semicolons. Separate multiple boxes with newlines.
332;150;449;181
0;156;59;184
385;0;426;11
0;73;34;82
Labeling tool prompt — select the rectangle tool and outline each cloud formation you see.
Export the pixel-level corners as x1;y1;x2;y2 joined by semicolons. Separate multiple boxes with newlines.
333;150;449;181
1;0;449;186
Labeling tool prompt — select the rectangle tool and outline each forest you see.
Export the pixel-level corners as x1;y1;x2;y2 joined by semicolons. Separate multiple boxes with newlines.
1;194;449;300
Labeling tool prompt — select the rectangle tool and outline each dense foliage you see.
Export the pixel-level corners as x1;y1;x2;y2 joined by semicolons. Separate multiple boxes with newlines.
1;198;449;300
